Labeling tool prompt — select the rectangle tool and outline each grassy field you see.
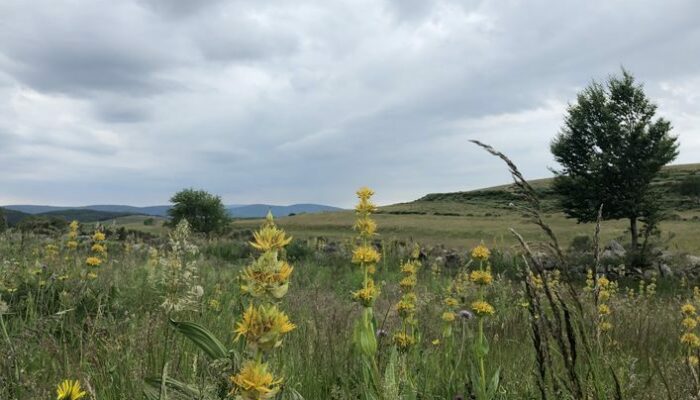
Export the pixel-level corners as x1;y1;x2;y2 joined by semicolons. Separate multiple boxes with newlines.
2;210;700;399
232;203;700;254
228;163;700;254
5;165;697;398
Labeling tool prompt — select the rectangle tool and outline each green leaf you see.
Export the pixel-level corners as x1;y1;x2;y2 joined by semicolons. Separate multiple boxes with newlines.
487;368;501;398
169;319;228;360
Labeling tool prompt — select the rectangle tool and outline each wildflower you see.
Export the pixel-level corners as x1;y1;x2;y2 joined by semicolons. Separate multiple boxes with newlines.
597;304;611;316
352;279;379;307
683;317;698;330
250;213;292;252
399;275;417;291
432;339;440;346
469;270;493;286
599;321;613;332
240;252;293;298
689;356;700;366
234;304;296;352
93;231;106;242
400;261;418;275
208;299;221;312
355;187;377;214
56;379;86;400
67;241;78;250
352;245;381;265
444;297;459;307
471;300;495;317
230;360;282;400
396;298;416;318
441;311;456;322
470;244;490;261
86;272;98;280
681;332;700;348
85;257;101;267
91;243;106;254
597;276;610;288
354;217;377;237
393;332;416;350
682;303;697;316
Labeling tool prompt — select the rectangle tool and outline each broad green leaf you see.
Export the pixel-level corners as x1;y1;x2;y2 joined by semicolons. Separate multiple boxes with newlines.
169;319;228;360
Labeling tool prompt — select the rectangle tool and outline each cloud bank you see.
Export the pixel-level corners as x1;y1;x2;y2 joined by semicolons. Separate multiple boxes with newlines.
1;0;699;206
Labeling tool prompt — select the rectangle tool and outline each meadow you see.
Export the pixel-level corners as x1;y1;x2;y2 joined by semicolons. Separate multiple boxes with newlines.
2;185;700;400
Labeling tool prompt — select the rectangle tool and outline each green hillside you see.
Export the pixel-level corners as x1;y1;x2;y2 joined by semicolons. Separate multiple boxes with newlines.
231;163;700;253
386;163;700;216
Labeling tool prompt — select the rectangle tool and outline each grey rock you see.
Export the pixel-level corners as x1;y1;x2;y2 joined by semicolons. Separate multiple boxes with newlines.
659;263;673;277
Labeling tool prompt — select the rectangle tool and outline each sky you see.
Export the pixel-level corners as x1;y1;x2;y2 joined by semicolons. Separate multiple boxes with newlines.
1;0;699;208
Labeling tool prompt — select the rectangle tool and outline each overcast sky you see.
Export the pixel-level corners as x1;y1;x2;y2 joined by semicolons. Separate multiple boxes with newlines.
1;0;699;207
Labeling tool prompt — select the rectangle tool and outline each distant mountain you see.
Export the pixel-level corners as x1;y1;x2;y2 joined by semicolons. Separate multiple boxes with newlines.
4;204;171;217
3;203;343;220
39;209;138;222
227;204;343;218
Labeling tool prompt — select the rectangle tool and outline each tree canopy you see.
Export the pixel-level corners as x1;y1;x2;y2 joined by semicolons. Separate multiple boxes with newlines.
551;70;679;254
167;188;230;235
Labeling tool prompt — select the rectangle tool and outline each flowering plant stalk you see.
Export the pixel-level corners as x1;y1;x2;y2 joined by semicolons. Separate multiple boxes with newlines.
350;187;381;398
468;244;500;400
231;212;296;400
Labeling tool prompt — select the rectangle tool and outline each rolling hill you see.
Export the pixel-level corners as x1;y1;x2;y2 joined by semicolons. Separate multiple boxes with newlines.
230;163;700;253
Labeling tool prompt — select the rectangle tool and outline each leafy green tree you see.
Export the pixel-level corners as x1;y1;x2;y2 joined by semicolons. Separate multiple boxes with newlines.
551;70;679;258
168;188;229;235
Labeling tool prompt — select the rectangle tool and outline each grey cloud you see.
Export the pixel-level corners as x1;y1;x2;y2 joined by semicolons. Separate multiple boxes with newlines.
0;0;699;207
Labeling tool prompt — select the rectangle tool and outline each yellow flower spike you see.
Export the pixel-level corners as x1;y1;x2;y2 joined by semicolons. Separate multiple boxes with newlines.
399;275;417;291
599;321;613;332
443;297;459;307
597;304;611;316
597;276;610;288
681;332;700;348
469;270;494;286
250;223;292;252
682;303;697;316
351;245;381;265
393;332;416;350
470;244;490;261
400;261;418;275
354;217;377;237
689;356;700;366
395;298;416;318
67;241;78;250
441;311;456;322
230;360;282;400
56;379;86;400
351;279;379;307
91;243;106;254
356;187;375;200
85;257;102;267
240;253;294;298
471;300;495;317
92;231;105;242
683;317;698;330
234;304;296;352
